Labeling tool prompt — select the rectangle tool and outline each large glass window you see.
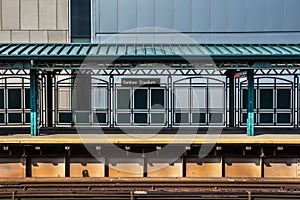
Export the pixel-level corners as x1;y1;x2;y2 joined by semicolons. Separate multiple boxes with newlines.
240;78;293;126
0;78;30;125
116;87;166;126
71;0;91;42
174;78;225;126
56;76;109;126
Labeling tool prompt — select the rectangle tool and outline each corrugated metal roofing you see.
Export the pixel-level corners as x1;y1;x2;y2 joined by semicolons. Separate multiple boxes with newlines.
0;44;300;58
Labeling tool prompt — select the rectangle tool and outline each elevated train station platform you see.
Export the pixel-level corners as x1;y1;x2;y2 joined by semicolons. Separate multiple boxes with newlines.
0;43;300;137
1;1;300;198
0;43;299;192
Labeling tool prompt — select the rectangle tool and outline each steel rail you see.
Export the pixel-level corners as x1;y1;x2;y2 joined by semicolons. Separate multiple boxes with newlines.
0;178;300;199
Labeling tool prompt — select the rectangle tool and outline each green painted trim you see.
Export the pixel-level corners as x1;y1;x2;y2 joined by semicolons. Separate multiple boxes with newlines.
0;43;299;57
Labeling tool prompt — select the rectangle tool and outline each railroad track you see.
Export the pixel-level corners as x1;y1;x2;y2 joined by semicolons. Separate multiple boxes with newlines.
1;178;300;199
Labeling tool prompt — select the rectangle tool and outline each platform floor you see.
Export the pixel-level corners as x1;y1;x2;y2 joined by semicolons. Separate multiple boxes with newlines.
0;133;300;144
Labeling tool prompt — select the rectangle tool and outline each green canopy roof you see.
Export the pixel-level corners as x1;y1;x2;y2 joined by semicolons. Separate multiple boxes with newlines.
0;43;299;61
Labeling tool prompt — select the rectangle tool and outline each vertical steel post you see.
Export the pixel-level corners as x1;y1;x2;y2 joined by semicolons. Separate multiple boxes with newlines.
167;75;172;127
30;69;40;136
247;70;255;136
228;73;235;127
46;72;53;127
109;75;114;127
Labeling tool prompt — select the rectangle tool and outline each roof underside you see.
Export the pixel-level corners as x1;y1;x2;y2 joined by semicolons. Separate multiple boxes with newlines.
0;44;300;61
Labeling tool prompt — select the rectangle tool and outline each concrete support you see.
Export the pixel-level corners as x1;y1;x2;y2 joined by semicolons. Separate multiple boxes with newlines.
247;70;255;136
30;69;40;136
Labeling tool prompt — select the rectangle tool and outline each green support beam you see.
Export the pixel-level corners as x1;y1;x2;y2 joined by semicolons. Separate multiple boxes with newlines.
247;70;255;136
30;69;40;136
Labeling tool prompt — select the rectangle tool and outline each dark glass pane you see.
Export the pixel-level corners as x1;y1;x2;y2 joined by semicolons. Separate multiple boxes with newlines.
242;89;256;109
134;89;147;109
117;89;130;109
25;89;30;109
209;113;223;123
277;89;291;109
25;113;30;123
76;112;90;123
0;89;4;109
151;113;165;124
242;89;247;109
151;89;164;109
93;113;106;123
192;113;206;123
175;113;189;124
59;112;72;123
8;113;21;123
260;113;273;123
71;0;91;38
260;89;273;109
8;89;21;109
0;113;4;123
242;113;247;123
75;75;91;111
117;113;130;123
277;113;290;123
134;113;147;123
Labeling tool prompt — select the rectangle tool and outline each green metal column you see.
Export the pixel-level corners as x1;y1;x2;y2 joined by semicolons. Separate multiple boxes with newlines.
247;70;255;136
30;69;40;136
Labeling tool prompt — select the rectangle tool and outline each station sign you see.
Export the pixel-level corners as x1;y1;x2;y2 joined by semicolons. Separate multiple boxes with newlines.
121;78;160;87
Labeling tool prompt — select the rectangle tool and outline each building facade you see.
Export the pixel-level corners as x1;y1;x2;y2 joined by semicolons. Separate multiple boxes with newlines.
0;0;69;43
0;0;299;135
92;0;300;44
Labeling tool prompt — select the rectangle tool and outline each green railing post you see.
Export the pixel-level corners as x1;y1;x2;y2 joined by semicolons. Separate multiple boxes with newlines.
30;69;40;136
247;69;255;136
